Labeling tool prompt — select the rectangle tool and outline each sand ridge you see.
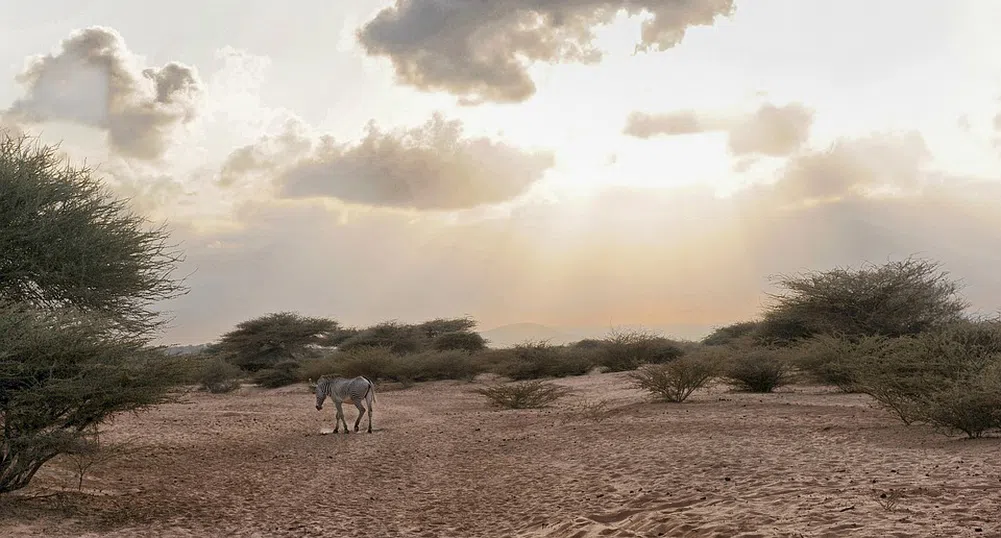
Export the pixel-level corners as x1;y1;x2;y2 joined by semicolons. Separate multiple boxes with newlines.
2;372;999;537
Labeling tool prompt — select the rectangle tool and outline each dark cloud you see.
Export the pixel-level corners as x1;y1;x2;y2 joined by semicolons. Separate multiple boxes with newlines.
270;113;554;210
6;26;201;160
625;102;814;157
356;0;735;104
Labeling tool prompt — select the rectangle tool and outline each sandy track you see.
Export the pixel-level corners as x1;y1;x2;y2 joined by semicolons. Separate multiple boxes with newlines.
3;372;999;537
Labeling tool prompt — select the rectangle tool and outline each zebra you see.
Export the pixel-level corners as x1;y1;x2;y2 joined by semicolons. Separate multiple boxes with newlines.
314;376;375;434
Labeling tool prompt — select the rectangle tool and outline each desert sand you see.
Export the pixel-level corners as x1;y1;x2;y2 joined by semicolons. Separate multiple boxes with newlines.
2;372;999;537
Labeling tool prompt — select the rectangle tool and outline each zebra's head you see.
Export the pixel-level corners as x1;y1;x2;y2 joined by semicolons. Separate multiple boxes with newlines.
314;377;327;410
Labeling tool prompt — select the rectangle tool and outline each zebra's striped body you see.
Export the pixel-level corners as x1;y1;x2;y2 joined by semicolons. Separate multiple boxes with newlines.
315;376;375;434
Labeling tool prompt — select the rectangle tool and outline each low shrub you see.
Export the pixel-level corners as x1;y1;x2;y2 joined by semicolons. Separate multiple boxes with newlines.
630;348;724;402
725;347;791;393
795;333;901;391
431;331;487;352
395;350;486;382
198;357;243;393
297;356;342;383
252;360;301;388
331;346;400;381
494;341;596;380
702;321;762;346
473;380;573;409
597;330;685;372
337;322;423;354
920;371;1001;438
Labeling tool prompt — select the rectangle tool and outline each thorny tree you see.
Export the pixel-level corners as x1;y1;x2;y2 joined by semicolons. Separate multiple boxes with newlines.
0;132;187;493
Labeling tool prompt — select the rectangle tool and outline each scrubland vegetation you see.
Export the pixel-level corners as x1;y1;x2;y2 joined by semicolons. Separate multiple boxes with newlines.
181;256;1001;435
3;132;1001;499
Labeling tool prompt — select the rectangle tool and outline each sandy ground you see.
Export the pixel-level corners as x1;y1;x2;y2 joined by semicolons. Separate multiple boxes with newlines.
2;372;999;538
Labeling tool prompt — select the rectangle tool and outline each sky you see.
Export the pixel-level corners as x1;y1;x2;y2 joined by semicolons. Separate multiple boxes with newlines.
3;0;1001;345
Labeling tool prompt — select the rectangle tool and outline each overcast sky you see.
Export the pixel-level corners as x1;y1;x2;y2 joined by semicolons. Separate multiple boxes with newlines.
4;0;1001;344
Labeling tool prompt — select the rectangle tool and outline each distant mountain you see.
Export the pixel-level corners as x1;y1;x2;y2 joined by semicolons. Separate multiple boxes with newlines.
479;322;715;348
478;323;580;348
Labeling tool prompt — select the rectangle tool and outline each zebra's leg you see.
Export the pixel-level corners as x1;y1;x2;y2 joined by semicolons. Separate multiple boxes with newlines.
333;401;345;433
366;396;373;434
353;401;365;432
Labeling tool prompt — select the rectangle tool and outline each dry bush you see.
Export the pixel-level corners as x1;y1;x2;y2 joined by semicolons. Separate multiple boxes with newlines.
297;356;342;383
596;329;685;372
761;257;968;344
473;380;573;409
492;341;596;380
431;331;487;352
795;333;901;391
870;489;904;511
702;321;763;346
725;347;791;393
842;322;1001;433
394;350;485;383
919;365;1001;438
565;399;614;422
197;357;243;393
329;346;400;381
630;348;724;402
60;428;138;491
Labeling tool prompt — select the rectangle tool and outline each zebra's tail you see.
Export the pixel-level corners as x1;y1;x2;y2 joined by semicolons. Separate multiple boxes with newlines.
362;376;376;404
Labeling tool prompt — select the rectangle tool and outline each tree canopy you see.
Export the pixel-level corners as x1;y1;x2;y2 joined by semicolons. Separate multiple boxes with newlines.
1;132;187;493
213;312;339;371
759;257;969;343
0;134;185;336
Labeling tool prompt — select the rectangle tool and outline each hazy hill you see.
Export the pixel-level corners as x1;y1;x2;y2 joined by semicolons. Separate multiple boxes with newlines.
479;322;715;348
478;323;581;348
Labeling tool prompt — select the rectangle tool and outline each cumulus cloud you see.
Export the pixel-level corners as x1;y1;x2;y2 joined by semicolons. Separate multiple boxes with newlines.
219;113;554;210
726;103;815;156
622;110;715;137
218;118;315;187
5;26;201;160
625;103;814;157
356;0;735;104
767;132;929;204
160;130;1001;344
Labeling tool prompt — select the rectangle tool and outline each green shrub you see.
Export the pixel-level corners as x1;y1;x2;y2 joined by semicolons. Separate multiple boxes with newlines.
431;331;487;352
338;321;423;354
473;380;573;409
725;347;791;393
630;349;724;402
198;358;243;393
702;321;762;346
252;360;301;388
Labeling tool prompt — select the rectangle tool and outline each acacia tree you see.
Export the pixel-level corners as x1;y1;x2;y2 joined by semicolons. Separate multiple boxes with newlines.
0;133;187;493
214;312;339;371
759;257;969;344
